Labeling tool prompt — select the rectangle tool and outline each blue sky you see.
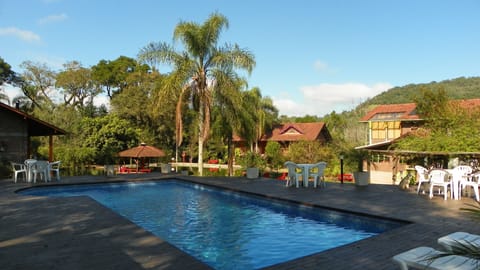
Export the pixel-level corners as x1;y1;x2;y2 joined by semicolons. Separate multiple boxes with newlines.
1;0;479;116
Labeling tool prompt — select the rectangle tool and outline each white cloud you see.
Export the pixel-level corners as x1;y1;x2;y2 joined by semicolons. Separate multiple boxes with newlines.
38;13;68;25
273;82;393;117
313;59;338;74
313;60;329;72
0;27;41;42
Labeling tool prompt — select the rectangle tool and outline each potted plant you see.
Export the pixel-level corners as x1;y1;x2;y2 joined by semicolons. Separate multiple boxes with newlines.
239;151;265;179
350;149;371;186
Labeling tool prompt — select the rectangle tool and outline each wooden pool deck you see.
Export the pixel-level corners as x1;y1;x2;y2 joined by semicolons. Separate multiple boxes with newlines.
1;173;479;269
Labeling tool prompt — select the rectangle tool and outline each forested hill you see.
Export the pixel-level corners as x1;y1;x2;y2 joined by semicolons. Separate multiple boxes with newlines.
362;76;480;107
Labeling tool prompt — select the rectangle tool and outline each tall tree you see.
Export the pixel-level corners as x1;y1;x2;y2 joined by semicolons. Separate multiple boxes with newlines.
0;57;15;84
91;56;149;99
56;61;101;114
110;67;173;148
414;86;449;130
138;12;255;175
211;77;252;176
18;61;56;111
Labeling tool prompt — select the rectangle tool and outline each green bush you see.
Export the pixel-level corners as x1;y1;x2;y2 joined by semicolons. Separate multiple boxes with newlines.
237;151;266;169
265;141;283;171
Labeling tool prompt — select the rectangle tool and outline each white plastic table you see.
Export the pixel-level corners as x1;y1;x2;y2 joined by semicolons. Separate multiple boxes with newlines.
446;169;469;200
297;164;314;187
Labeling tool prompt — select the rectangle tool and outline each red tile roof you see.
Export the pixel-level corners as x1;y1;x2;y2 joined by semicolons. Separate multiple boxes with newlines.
232;122;330;142
261;122;328;142
453;98;480;108
360;103;418;122
360;99;480;122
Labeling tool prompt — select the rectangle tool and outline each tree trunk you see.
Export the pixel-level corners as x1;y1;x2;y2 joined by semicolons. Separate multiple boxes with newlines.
227;136;233;176
198;100;205;176
198;136;204;176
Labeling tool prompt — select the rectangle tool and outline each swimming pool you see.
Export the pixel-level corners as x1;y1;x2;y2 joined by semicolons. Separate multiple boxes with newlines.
20;180;405;269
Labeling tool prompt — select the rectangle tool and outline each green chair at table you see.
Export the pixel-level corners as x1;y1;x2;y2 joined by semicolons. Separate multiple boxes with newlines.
284;161;303;188
309;162;327;188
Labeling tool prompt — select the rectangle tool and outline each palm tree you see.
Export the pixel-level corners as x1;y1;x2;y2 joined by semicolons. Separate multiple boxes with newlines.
138;12;255;176
211;77;254;176
243;87;278;153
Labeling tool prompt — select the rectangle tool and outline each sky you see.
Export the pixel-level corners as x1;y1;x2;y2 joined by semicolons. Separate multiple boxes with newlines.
1;0;479;117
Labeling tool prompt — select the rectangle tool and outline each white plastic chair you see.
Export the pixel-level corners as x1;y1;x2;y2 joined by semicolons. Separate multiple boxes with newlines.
309;162;327;188
11;162;27;183
49;161;61;181
460;171;480;201
415;165;429;194
428;169;450;200
284;161;303;188
32;160;49;183
449;165;473;200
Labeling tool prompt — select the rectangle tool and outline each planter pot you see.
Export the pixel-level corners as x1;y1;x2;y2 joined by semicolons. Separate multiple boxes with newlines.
353;171;370;186
161;163;171;173
246;167;259;179
105;165;115;177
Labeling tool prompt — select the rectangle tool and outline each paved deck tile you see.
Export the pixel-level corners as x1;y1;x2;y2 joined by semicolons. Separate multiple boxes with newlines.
1;173;479;269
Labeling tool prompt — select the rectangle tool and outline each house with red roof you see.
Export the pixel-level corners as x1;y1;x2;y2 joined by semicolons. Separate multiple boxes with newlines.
233;122;332;154
357;99;480;184
359;103;422;146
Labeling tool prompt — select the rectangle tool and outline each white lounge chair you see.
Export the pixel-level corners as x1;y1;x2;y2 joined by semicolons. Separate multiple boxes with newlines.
309;162;327;188
284;161;303;187
415;165;429;194
438;232;480;252
392;246;479;270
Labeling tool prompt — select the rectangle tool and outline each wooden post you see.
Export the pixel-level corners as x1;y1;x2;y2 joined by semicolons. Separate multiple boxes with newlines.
27;135;31;159
340;156;344;184
48;135;53;162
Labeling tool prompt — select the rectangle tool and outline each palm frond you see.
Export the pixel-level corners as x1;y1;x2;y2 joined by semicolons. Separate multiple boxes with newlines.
423;241;480;269
138;42;176;67
461;202;480;220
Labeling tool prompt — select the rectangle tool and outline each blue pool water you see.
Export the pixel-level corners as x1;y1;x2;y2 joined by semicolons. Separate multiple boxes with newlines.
20;180;405;269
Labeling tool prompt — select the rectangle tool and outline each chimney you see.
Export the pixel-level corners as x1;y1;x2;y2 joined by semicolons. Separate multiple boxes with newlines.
15;101;20;110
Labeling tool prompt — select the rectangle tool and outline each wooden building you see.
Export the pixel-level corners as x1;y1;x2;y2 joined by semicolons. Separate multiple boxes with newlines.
0;102;66;163
357;99;480;184
234;122;332;153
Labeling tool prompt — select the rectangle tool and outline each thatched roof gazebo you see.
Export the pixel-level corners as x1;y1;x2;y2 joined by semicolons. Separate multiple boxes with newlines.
118;143;166;158
118;143;165;173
